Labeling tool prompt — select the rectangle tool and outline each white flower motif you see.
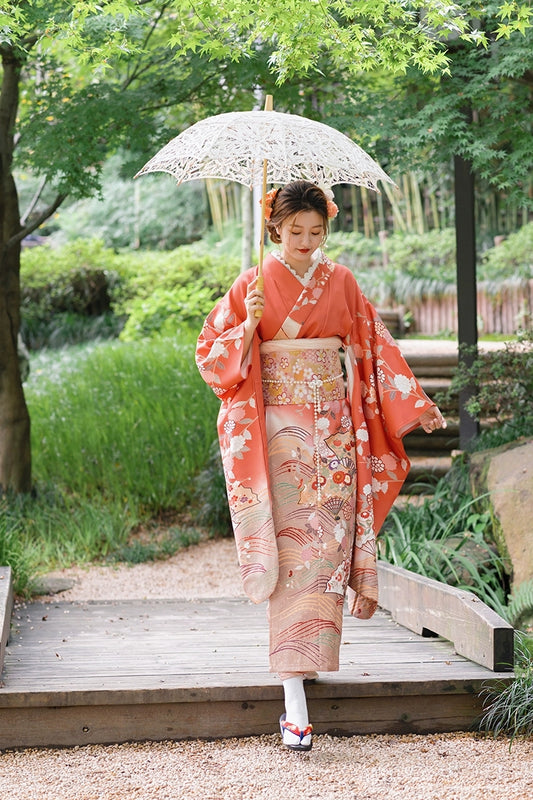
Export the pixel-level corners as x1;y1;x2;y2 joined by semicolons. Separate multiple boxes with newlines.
334;521;346;543
229;434;247;454
210;340;228;360
356;427;369;441
394;374;414;394
316;417;330;431
213;311;227;333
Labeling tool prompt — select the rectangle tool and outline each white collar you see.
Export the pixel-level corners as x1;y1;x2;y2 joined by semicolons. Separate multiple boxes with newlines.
272;249;322;285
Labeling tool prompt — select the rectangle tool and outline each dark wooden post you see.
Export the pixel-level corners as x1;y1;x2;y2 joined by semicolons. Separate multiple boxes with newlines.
454;152;480;448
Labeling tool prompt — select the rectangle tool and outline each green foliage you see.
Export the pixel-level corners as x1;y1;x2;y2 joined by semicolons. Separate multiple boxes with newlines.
328;226;533;307
168;1;530;80
437;332;533;448
51;155;209;250
345;4;533;208
503;581;533;630
380;458;508;613
480;632;533;743
26;338;219;512
119;285;217;341
0;337;222;592
20;239;126;348
480;224;533;281
110;526;204;565
20;237;241;347
19;227;533;348
192;441;232;536
0;487;134;596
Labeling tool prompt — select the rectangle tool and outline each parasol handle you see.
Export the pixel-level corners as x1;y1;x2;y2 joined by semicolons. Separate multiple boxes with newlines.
255;94;273;317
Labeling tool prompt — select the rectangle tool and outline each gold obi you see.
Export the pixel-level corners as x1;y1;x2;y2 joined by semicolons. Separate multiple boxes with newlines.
259;337;345;409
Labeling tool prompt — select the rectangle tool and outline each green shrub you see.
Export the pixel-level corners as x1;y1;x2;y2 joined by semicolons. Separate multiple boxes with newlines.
20;238;240;347
20;239;127;348
119;286;217;341
380;458;508;613
328;226;533;307
480;632;533;744
192;440;232;536
436;331;533;449
480;223;533;281
51;154;209;250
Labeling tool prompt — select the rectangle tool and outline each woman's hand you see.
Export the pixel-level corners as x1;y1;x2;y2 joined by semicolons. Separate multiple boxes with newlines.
419;406;447;433
241;278;265;362
243;278;265;333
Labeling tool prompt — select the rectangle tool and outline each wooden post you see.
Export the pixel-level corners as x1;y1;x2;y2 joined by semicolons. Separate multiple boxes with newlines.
454;151;480;448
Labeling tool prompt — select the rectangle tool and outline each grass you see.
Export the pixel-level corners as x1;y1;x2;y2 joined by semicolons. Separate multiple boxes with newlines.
1;333;221;594
27;334;219;511
380;460;508;614
480;633;533;745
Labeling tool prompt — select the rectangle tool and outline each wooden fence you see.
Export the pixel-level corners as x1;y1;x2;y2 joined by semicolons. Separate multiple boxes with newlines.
408;279;533;336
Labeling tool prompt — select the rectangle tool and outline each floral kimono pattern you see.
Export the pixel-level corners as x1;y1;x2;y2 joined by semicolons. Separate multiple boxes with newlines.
196;253;434;672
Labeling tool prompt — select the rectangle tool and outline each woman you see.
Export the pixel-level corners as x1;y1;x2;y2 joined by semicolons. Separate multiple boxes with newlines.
196;181;446;752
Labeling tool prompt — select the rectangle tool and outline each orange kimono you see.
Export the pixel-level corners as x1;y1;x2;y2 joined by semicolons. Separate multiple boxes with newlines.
196;252;434;674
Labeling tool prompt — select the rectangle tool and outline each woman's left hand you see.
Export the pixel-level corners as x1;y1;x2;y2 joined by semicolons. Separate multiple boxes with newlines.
419;406;447;433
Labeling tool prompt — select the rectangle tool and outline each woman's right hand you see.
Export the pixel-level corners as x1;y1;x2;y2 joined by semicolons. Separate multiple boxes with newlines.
241;278;264;362
243;278;265;333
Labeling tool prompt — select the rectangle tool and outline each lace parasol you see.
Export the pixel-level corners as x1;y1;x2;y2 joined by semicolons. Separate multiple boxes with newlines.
135;109;394;192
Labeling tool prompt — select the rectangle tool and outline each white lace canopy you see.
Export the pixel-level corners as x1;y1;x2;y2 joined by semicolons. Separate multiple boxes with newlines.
136;110;394;192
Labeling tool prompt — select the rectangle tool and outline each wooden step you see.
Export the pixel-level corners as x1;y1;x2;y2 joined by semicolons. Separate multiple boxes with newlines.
0;586;513;750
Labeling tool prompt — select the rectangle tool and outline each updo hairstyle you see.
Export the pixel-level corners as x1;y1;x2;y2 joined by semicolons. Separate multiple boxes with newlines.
266;181;329;245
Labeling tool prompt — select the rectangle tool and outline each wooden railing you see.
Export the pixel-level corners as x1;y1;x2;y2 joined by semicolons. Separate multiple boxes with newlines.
377;561;514;672
0;566;13;677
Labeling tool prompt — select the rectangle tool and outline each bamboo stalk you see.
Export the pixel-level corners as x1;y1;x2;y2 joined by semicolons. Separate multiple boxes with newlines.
206;179;223;236
411;171;425;235
401;174;411;232
350;185;359;233
382;181;407;233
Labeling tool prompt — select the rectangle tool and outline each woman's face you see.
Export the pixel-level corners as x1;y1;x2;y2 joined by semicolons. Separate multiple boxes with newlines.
277;209;325;274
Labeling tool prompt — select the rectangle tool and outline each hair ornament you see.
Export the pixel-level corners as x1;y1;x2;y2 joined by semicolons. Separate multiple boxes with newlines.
320;186;339;219
260;188;279;219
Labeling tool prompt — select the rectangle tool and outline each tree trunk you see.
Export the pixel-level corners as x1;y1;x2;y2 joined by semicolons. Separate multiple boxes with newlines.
0;46;31;493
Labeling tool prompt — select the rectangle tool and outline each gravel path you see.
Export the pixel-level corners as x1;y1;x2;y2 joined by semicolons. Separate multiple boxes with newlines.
2;538;532;800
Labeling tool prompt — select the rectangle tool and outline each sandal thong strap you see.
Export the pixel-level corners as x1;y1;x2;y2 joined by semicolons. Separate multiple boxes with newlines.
281;718;313;743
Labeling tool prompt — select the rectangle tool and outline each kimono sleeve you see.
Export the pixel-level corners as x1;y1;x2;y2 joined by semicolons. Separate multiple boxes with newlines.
195;272;255;401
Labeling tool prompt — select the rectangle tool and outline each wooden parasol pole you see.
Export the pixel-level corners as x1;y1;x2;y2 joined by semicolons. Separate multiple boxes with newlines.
255;94;273;316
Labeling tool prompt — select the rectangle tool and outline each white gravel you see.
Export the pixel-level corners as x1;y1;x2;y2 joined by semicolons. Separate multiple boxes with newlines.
0;733;532;799
34;537;245;602
2;538;531;799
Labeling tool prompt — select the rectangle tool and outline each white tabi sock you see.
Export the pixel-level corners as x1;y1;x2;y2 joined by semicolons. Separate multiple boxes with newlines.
282;675;309;730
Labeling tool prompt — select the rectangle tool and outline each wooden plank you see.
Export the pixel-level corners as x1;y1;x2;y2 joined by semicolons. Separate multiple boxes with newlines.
377;561;514;671
0;597;514;748
0;688;489;749
0;566;13;679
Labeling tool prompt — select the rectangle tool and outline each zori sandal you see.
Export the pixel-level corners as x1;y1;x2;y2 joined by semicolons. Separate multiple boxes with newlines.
279;713;313;752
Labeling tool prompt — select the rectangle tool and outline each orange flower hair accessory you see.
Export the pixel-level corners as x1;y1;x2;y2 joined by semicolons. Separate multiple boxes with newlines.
322;187;339;219
260;188;279;219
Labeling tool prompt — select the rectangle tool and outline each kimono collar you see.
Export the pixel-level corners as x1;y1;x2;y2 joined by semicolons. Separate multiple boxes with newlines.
271;249;323;285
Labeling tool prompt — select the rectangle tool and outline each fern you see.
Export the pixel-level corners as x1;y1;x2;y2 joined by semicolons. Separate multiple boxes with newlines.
503;580;533;628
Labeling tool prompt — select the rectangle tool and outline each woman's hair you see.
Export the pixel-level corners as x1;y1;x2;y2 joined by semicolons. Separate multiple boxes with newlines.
266;181;329;244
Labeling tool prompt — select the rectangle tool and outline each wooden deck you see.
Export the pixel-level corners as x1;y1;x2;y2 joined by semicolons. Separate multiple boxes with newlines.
0;563;514;750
